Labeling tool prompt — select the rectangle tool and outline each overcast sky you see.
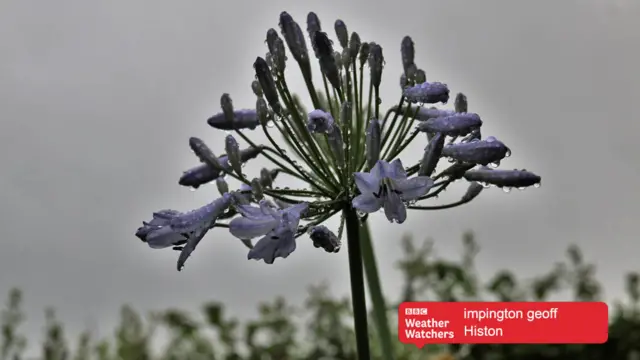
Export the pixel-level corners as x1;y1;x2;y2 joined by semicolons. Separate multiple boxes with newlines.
1;0;639;349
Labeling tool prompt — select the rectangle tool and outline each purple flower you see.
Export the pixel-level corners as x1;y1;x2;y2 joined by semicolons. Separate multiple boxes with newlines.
229;201;309;264
441;136;510;165
463;168;541;188
307;110;335;133
352;160;434;223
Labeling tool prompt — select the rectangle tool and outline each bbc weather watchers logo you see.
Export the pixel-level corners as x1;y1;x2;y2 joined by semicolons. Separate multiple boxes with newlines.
405;307;428;316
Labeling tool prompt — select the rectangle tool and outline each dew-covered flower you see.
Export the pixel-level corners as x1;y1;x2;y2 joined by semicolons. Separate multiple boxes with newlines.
134;10;541;273
352;160;434;223
229;201;308;264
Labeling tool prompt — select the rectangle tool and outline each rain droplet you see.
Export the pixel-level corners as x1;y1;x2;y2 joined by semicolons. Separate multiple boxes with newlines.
189;187;197;192
224;130;232;135
505;148;512;157
517;187;526;190
447;157;456;163
502;187;512;193
267;120;275;128
481;182;491;188
489;161;500;168
534;182;541;188
486;136;496;142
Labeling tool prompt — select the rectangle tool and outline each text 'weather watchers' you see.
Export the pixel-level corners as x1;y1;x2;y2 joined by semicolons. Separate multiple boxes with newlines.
398;302;608;348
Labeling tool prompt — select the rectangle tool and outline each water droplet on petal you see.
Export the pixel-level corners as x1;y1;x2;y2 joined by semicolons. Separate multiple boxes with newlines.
502;187;512;193
489;161;500;168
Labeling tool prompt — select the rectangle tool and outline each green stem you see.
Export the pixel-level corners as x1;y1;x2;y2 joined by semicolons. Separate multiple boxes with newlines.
344;206;371;360
361;221;396;360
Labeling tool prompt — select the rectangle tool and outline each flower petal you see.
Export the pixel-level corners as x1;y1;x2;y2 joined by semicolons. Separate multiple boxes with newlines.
145;227;188;249
283;202;309;219
176;228;208;271
235;204;268;219
352;194;383;213
384;159;407;180
393;176;434;201
354;171;381;194
229;216;278;240
248;227;296;264
383;191;407;223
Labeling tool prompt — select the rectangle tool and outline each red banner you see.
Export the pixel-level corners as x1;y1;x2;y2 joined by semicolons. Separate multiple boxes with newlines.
398;302;608;347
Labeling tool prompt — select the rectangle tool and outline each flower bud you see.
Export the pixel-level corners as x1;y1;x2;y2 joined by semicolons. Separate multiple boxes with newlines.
220;93;234;124
333;51;342;70
400;74;408;89
216;177;229;195
239;146;263;163
417;113;482;136
306;12;322;33
359;42;370;68
259;168;273;188
254;57;282;115
366;118;381;169
414;69;426;84
251;80;263;97
368;43;384;89
341;48;351;71
334;20;348;48
307;109;335;133
441;136;510;166
265;28;280;55
279;12;309;63
327;126;345;168
225;135;242;175
313;31;334;58
313;32;341;90
349;32;361;65
404;81;450;104
438;162;476;180
463;168;541;188
188;137;224;173
250;178;264;201
272;37;287;73
455;93;468;113
309;225;341;253
256;97;269;126
207;109;260;130
401;36;415;75
461;182;483;202
419;132;445;177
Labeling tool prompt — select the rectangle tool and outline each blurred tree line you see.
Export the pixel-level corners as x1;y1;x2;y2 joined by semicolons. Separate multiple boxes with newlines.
2;232;640;360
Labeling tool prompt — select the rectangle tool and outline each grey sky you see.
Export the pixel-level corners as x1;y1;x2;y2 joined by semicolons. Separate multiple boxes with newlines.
1;0;639;348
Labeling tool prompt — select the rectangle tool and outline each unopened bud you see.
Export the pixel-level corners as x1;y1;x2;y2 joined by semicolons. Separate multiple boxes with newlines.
251;80;263;97
225;135;242;175
306;12;322;34
403;81;450;104
188;137;224;173
417;113;482;136
349;32;361;65
250;178;264;201
279;12;309;63
220;93;234;124
368;43;384;89
463;168;541;188
259;168;273;188
334;20;348;48
341;48;351;70
340;101;352;125
455;93;468;113
272;37;287;73
216;177;229;195
327;126;345;168
333;51;342;69
414;69;426;84
461;182;484;202
265;28;280;55
441;136;510;166
438;162;476;180
239;146;263;163
401;36;415;75
359;42;370;68
207;109;259;130
254;57;282;115
309;225;341;253
313;31;334;58
366;118;381;169
400;74;408;89
419;132;445;177
256;98;269;126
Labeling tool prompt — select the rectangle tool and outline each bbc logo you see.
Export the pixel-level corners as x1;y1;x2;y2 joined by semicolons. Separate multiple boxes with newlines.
405;307;428;315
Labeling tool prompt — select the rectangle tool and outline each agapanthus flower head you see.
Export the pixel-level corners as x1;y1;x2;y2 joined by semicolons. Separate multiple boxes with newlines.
135;10;541;270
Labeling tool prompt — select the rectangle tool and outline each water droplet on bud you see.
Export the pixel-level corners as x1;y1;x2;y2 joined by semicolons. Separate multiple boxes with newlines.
534;182;541;188
502;187;512;193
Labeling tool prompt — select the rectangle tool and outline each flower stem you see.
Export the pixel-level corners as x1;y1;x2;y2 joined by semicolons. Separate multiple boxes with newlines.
344;206;371;360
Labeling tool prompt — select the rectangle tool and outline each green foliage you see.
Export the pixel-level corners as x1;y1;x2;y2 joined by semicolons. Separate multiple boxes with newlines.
2;233;640;359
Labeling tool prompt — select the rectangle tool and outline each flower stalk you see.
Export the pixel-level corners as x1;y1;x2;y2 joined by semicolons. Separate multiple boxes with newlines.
134;10;542;360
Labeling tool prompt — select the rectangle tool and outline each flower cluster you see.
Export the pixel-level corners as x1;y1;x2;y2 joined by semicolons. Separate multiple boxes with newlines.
135;11;541;271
